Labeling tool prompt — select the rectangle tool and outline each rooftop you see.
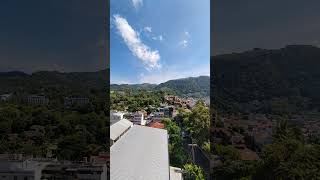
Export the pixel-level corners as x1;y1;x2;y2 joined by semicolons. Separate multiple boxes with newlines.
110;119;133;141
148;122;165;129
111;125;170;180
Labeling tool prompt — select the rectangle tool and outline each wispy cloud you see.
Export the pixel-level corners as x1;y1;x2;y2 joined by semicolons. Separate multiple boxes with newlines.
179;40;188;48
179;31;191;48
111;74;136;85
144;26;152;33
143;26;164;42
132;0;143;9
113;14;161;70
159;35;163;41
111;80;134;85
152;35;164;42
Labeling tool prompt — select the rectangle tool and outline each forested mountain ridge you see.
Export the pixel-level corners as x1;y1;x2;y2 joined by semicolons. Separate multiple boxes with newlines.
110;83;157;91
212;45;320;113
0;70;210;98
156;76;210;97
111;76;210;98
0;69;108;94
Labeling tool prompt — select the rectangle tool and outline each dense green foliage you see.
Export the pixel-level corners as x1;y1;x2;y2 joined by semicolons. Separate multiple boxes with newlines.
183;163;205;180
162;118;190;167
110;83;156;91
0;70;108;95
215;144;240;161
0;103;108;160
163;110;208;178
110;90;164;112
0;70;108;160
184;101;210;146
157;76;210;98
212;120;320;180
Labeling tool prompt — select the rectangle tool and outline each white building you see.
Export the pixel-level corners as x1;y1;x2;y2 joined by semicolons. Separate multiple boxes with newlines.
0;155;108;180
132;111;146;125
41;163;108;180
151;112;165;122
170;166;184;180
110;111;126;125
0;94;12;101
0;158;52;180
27;95;49;106
187;98;197;109
117;91;125;96
64;96;89;107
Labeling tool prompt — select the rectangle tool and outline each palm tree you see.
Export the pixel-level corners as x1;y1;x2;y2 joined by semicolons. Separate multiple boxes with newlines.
274;119;290;140
274;119;303;141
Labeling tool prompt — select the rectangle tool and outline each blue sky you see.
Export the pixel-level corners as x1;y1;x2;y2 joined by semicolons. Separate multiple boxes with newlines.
110;0;210;84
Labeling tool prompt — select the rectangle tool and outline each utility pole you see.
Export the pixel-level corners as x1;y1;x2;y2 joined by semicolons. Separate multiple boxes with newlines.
188;142;197;163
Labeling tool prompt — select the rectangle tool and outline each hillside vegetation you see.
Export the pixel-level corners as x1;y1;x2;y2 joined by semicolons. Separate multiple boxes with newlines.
212;45;320;114
111;76;210;98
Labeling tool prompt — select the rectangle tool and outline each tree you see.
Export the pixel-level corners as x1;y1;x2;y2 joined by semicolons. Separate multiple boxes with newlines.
215;144;240;161
184;101;210;146
162;118;190;167
202;141;210;154
254;137;320;180
276;144;320;179
216;118;224;128
183;163;205;180
213;160;257;180
57;133;88;160
213;123;320;180
274;119;303;142
162;118;181;146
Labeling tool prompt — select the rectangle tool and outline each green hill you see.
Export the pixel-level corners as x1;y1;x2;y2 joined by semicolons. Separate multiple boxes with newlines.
110;83;157;91
156;76;210;98
212;45;320;113
111;76;210;98
0;69;108;94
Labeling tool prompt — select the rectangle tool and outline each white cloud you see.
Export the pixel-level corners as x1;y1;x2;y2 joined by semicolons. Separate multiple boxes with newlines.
144;26;152;33
151;35;164;42
179;40;188;48
110;75;135;85
179;31;191;48
113;14;161;70
111;79;133;85
132;0;143;9
142;26;163;42
158;35;163;41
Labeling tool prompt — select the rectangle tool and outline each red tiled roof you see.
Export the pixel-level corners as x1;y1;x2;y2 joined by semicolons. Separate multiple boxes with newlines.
148;122;165;129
